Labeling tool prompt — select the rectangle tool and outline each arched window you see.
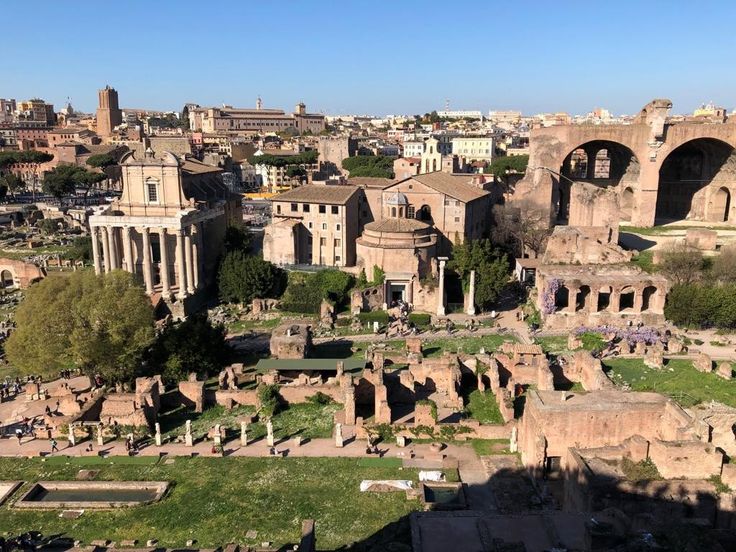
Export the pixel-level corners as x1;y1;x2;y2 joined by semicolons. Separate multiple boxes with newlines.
391;207;397;217
145;177;160;203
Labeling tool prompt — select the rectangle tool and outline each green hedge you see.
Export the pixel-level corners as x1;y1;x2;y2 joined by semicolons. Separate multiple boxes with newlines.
408;313;431;327
357;311;389;324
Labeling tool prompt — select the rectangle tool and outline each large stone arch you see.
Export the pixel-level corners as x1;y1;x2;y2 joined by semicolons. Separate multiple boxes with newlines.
556;140;640;224
654;137;736;224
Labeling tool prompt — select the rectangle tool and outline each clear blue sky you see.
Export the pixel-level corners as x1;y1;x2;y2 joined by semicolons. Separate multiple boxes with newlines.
4;0;735;116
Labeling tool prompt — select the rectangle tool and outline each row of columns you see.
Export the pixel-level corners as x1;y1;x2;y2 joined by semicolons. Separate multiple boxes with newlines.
91;224;204;300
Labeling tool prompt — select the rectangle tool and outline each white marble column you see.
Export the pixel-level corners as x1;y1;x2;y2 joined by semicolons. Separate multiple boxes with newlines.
195;222;205;289
108;227;119;270
466;269;476;315
101;226;111;273
159;228;171;298
175;229;188;300
91;227;102;275
123;226;134;274
437;259;446;316
184;229;195;295
141;228;154;295
192;239;200;290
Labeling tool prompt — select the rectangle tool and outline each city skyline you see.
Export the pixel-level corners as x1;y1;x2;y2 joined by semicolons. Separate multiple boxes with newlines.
3;0;735;116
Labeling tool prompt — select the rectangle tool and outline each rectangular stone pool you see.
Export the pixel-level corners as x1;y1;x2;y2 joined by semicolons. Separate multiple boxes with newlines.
421;482;466;511
14;481;168;509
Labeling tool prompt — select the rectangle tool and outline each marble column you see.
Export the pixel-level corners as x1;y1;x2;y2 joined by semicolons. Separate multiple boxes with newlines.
175;229;188;300
123;226;134;274
192;238;201;290
159;228;171;298
101;226;111;273
184;229;195;295
141;228;154;295
466;269;476;315
195;222;205;289
436;259;446;316
91;227;102;275
109;226;120;270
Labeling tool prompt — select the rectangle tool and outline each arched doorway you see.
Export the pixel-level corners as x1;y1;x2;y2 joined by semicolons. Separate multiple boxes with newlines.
554;285;570;311
619;286;635;311
709;187;731;223
597;286;612;312
557;140;640;224
655;138;735;224
642;286;657;312
0;270;13;288
575;285;591;311
620;187;635;222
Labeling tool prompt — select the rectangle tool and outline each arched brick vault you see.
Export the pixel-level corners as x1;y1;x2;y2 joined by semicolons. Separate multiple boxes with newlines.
513;107;736;227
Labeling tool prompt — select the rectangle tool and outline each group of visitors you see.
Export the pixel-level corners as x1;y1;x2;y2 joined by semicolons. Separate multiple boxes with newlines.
0;377;22;399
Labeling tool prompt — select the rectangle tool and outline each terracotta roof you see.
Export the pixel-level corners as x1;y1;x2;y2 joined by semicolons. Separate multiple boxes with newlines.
181;158;223;175
348;176;395;188
272;185;359;205
400;172;489;203
364;218;431;233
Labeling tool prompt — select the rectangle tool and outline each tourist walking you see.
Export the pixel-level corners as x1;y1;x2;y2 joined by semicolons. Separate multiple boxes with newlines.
15;428;22;446
50;438;58;453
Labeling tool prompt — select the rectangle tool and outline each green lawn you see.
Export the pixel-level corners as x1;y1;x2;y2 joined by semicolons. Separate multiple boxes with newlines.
465;390;504;424
604;358;736;407
534;335;569;354
0;456;420;549
159;402;340;443
423;334;516;357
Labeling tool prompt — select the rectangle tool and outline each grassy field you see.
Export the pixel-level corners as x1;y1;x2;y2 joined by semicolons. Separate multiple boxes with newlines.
534;335;568;354
423;334;516;357
464;390;504;424
159;402;340;442
603;358;736;407
0;456;421;549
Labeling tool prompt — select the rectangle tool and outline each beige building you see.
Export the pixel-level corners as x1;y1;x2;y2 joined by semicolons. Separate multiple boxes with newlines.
263;185;361;267
451;136;494;163
88;150;240;313
188;101;325;135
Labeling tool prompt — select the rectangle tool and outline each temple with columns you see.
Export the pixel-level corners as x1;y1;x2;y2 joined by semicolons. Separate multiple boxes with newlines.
88;149;240;316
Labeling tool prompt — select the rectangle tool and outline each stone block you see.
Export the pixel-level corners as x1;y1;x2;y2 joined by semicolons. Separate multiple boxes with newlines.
686;229;717;251
694;352;713;373
717;362;733;380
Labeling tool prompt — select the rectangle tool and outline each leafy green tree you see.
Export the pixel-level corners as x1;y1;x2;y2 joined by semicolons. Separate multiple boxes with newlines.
449;239;510;310
86;153;116;168
0;173;25;197
660;244;704;285
6;271;155;382
341;155;396;178
218;251;284;304
43;164;106;200
280;269;355;313
709;248;736;283
67;236;93;262
146;314;230;385
223;224;253;254
487;154;529;176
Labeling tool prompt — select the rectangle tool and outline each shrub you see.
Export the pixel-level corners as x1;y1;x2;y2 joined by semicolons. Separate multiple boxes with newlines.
357;311;389;325
408;313;431;327
306;391;334;405
257;384;281;419
280;269;354;313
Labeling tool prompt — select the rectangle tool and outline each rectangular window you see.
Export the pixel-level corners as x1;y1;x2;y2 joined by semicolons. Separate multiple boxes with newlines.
291;203;298;212
336;223;341;231
335;255;341;262
147;183;158;203
303;204;310;212
334;238;341;247
320;237;326;246
308;221;313;229
331;205;339;214
322;223;327;230
319;205;326;214
454;216;460;222
276;204;281;214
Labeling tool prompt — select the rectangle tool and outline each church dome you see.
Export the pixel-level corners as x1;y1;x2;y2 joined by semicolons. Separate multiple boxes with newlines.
385;191;408;206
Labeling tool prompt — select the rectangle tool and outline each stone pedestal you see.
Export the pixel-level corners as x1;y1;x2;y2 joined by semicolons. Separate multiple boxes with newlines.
96;425;104;446
213;424;222;447
68;424;76;447
335;423;344;448
154;423;162;447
